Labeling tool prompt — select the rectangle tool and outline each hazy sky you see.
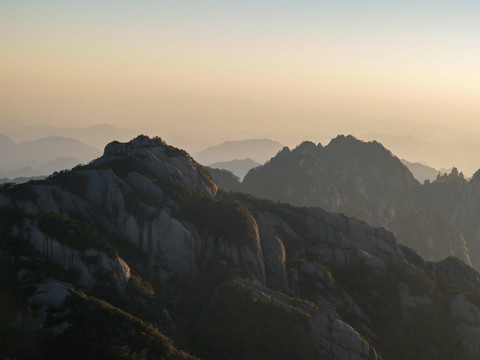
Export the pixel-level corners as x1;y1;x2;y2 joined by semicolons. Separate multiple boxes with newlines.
1;1;480;136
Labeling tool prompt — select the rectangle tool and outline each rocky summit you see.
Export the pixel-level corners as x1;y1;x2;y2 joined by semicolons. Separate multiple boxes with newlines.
2;135;480;359
219;135;480;269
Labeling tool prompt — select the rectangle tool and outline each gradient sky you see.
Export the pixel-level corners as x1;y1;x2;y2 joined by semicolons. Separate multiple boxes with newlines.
1;1;480;135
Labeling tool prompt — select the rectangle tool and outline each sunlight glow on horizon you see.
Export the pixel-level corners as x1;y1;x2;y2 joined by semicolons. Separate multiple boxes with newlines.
1;0;480;130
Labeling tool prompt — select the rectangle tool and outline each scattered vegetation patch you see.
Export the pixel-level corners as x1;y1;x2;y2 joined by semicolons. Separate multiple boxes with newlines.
0;282;45;360
404;303;461;359
0;207;36;258
4;282;197;360
102;156;157;180
332;261;466;359
391;263;436;296
37;211;117;259
195;279;319;360
48;170;90;197
0;206;34;230
181;196;258;249
0;182;38;201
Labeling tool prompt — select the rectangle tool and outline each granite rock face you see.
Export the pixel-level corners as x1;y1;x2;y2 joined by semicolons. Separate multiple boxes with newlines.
2;135;480;359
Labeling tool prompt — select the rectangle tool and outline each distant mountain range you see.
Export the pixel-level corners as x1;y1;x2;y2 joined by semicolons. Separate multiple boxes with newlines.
0;175;46;184
400;159;440;183
194;139;284;165
361;132;480;176
207;135;480;270
0;133;100;178
0;167;44;179
197;135;469;184
3;135;480;359
400;160;454;183
208;158;260;179
0;123;137;149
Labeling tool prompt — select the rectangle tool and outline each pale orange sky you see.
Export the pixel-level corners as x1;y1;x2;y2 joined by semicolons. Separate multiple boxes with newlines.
1;1;480;135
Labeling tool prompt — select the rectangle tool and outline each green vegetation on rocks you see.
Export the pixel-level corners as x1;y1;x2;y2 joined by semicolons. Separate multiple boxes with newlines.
37;211;118;259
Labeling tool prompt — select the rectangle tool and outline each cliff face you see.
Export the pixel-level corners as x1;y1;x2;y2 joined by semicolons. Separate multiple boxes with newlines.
2;135;480;359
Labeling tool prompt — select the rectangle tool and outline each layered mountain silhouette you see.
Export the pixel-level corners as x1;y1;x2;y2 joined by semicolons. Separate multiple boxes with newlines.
208;158;260;179
400;159;440;183
0;133;100;178
1;123;137;149
362;133;480;176
208;135;480;269
194;139;284;165
3;135;480;359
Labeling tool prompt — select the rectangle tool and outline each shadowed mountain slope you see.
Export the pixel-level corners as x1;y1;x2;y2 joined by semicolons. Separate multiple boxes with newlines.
210;135;475;267
242;135;419;229
194;139;284;165
2;135;480;359
208;158;260;179
400;159;440;183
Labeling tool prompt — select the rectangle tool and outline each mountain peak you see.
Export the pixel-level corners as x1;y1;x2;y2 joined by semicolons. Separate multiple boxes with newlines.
471;169;480;183
104;135;169;155
96;135;217;197
4;134;480;360
294;140;318;153
327;134;388;152
194;138;285;164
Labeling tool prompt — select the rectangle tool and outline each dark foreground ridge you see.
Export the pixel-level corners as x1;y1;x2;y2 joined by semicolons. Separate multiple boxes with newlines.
2;135;480;359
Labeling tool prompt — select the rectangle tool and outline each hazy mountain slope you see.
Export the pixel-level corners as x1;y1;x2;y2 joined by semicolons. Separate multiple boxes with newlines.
17;136;99;164
0;175;46;184
1;123;137;149
205;167;241;192
1;158;82;179
0;136;100;178
1;279;197;360
61;123;137;148
240;135;472;266
209;158;260;179
0;134;16;177
396;207;471;263
401;159;439;183
242;142;334;208
39;156;82;174
243;136;419;228
362;133;480;176
1;167;44;179
194;139;284;164
415;170;480;269
0;132;15;153
2;135;480;359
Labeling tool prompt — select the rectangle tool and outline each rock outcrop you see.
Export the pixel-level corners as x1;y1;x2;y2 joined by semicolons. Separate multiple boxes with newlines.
2;135;480;359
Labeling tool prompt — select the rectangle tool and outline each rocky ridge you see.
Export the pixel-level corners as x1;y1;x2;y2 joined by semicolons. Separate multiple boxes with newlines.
226;135;474;267
1;135;480;359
